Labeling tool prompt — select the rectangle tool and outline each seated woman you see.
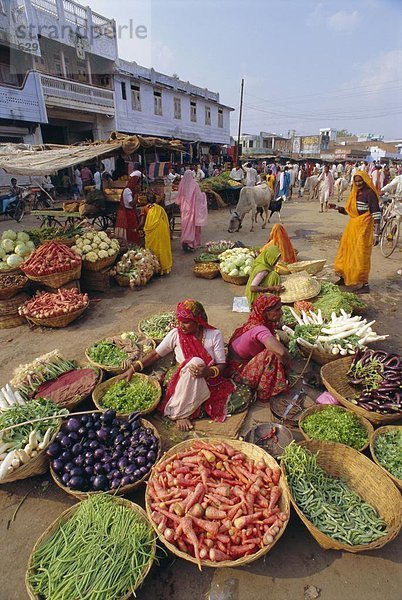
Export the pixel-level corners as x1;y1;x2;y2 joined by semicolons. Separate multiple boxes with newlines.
122;299;247;431
260;223;298;264
227;294;290;403
245;246;284;307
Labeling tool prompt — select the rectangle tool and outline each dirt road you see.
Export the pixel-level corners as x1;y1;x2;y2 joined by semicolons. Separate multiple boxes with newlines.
0;194;401;600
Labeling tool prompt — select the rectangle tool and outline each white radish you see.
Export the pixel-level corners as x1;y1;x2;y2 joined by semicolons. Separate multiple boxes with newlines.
296;337;316;350
1;386;14;406
0;450;17;480
0;442;13;454
332;347;340;355
39;428;52;450
11;457;20;469
317;309;323;325
355;320;376;337
14;391;25;406
282;325;295;337
15;449;30;464
24;443;33;456
0;391;8;409
289;307;303;326
29;431;38;450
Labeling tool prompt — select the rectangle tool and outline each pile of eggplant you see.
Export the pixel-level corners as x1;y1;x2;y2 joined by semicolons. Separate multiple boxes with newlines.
348;348;402;414
47;410;159;492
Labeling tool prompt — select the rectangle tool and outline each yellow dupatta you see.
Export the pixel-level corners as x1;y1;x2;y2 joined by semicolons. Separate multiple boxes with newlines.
334;170;377;286
144;204;173;274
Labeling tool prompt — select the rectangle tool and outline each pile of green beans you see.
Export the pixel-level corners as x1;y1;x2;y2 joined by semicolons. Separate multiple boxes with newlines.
282;443;387;546
28;494;155;599
139;312;176;339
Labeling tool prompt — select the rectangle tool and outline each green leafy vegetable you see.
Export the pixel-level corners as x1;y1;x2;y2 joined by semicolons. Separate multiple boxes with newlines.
101;376;159;413
88;341;129;367
374;431;402;479
288;324;321;356
313;282;367;318
301;406;368;449
139;312;176;339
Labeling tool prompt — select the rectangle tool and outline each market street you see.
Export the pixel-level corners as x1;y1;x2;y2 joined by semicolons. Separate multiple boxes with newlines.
0;194;401;600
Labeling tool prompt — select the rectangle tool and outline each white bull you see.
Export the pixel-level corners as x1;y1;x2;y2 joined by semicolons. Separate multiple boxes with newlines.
228;184;273;233
304;175;321;199
334;176;349;201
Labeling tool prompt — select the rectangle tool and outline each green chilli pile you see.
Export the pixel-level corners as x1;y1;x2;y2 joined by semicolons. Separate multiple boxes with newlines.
28;494;155;600
300;406;369;450
281;443;387;546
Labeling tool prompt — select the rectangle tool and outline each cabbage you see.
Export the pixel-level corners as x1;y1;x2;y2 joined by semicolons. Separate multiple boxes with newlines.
14;243;27;257
229;268;239;277
17;231;30;243
0;261;9;271
26;240;35;251
2;230;17;241
244;266;252;275
6;253;23;267
0;248;5;259
1;239;15;253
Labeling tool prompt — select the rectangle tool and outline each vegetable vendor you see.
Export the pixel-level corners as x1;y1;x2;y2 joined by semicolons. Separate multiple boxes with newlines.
227;294;290;403
330;170;381;293
115;172;142;245
121;300;251;431
245;246;284;307
139;196;172;275
260;224;298;264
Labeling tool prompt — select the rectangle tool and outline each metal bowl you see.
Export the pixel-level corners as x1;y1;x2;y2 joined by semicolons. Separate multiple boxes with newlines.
244;423;294;458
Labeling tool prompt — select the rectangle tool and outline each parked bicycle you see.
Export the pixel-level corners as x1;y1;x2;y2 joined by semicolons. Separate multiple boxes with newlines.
380;196;402;257
0;188;30;222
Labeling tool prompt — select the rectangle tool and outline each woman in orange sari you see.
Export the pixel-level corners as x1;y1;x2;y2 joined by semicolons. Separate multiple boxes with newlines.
332;170;381;293
260;224;298;264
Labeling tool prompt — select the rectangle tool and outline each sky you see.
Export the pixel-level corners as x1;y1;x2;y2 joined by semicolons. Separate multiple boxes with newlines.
85;0;402;140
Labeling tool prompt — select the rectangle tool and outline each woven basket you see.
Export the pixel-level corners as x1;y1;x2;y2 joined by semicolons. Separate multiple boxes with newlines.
0;421;61;484
25;497;156;600
288;260;327;276
0;292;29;316
0;275;29;300
219;269;248;285
192;264;220;279
24;263;82;289
281;440;401;552
0;313;26;329
321;356;402;425
280;272;321;304
24;304;88;329
52;237;76;247
298;343;342;366
85;337;156;375
50;417;161;499
114;273;131;287
298;404;373;452
145;437;290;569
370;426;402;491
92;373;161;416
83;253;118;272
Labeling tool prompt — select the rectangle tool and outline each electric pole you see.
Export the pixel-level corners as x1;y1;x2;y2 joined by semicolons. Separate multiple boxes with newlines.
236;78;244;164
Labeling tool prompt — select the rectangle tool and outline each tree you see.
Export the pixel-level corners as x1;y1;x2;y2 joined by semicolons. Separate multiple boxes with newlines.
337;129;354;137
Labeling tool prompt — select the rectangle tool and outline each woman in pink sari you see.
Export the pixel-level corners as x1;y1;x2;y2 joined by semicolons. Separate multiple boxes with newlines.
176;170;208;251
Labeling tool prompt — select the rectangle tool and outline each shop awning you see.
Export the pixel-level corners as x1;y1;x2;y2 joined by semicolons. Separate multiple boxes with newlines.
0;132;185;176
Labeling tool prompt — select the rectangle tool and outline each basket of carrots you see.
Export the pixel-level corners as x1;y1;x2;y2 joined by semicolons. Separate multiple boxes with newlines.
145;438;290;569
22;241;82;288
19;288;89;328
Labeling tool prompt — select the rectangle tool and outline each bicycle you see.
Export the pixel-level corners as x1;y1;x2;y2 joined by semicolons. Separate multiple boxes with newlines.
380;198;402;257
0;190;29;223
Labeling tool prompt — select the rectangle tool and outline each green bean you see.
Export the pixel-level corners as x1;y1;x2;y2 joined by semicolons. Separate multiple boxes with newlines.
281;442;387;546
28;494;155;599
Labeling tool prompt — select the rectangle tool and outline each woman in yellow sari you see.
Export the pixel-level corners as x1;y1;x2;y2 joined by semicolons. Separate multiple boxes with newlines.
140;198;172;274
331;170;381;293
260;223;298;264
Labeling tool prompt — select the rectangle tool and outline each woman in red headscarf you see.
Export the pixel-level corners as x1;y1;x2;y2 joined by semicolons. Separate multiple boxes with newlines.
227;294;290;402
120;300;247;431
115;175;141;244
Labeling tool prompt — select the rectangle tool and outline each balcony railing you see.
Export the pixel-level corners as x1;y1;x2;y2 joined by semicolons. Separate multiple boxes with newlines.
40;74;115;114
31;0;57;16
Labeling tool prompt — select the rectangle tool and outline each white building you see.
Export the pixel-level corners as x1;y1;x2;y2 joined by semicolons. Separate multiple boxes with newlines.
114;60;233;149
238;132;289;157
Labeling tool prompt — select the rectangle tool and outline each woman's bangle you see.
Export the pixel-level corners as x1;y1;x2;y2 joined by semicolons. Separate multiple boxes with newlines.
209;366;220;378
133;360;144;371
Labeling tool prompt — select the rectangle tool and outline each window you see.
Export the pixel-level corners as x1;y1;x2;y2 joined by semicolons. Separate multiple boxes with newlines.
153;90;162;115
218;108;223;128
190;100;197;122
249;140;254;148
263;139;269;148
121;82;127;100
174;97;181;119
205;106;211;126
131;84;141;111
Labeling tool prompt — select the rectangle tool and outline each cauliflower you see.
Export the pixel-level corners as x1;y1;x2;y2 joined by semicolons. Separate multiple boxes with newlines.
84;231;94;241
108;248;116;256
2;230;17;241
91;242;99;250
82;244;93;254
1;239;15;253
97;241;107;251
98;250;108;259
17;231;30;243
93;235;102;245
85;251;98;262
7;253;23;268
98;231;108;240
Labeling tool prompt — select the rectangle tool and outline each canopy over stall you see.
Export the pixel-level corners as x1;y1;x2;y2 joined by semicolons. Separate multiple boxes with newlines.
0;132;185;176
